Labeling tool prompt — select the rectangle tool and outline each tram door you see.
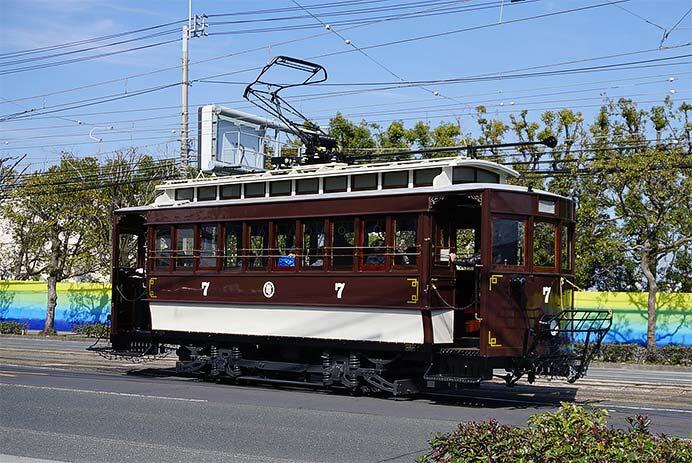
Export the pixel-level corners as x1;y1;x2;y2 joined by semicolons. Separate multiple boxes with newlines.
431;196;483;345
111;214;150;344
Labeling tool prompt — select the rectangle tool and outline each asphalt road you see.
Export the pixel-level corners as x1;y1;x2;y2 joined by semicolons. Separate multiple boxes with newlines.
0;336;690;463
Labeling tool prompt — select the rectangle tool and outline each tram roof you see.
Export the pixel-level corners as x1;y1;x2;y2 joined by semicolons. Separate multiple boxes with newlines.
118;156;570;213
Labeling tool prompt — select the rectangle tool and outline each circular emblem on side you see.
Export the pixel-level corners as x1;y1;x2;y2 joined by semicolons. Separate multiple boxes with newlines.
262;281;275;298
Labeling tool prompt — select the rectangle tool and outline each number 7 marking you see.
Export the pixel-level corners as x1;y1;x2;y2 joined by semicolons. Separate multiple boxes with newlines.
334;282;345;299
201;281;210;297
542;286;551;303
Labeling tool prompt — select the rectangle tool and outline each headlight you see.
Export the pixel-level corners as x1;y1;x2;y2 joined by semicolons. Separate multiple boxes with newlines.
549;319;560;336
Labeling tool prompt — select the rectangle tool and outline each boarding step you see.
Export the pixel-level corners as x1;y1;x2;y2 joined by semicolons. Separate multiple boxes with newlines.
454;337;480;348
438;347;480;357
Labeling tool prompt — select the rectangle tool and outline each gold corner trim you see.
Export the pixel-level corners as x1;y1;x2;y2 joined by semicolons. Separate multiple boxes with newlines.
148;277;157;299
406;278;419;304
489;274;503;291
488;330;503;347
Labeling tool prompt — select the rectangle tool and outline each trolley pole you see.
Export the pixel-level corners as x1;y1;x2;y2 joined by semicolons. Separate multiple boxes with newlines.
179;12;207;175
180;23;190;173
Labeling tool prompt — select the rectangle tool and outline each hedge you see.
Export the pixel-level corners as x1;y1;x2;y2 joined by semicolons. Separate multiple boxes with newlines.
0;321;28;335
418;403;691;463
71;323;110;338
586;343;692;367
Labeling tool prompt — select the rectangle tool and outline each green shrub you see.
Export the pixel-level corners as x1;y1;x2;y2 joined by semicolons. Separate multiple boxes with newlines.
579;343;692;366
418;403;692;463
71;322;110;338
0;321;27;334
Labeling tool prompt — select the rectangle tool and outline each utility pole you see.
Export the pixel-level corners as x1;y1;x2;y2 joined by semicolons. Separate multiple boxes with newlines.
180;1;207;174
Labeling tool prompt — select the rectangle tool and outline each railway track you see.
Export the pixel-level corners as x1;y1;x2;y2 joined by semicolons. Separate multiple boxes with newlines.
1;336;689;410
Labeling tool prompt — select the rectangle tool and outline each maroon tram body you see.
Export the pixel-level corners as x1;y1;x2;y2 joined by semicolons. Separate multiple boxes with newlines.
110;159;610;394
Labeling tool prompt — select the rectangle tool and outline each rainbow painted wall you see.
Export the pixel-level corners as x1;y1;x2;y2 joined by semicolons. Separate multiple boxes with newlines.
0;281;689;345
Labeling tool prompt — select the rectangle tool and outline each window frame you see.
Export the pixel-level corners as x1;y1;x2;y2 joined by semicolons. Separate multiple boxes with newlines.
359;215;388;271
300;218;327;271
490;215;528;270
222;221;244;272
391;215;419;270
272;220;298;271
246;221;269;271
560;223;574;272
151;225;172;271
198;223;220;270
532;219;559;272
174;224;195;271
330;217;356;271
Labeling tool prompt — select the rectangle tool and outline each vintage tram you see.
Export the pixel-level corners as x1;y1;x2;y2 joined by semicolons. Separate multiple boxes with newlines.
110;155;611;395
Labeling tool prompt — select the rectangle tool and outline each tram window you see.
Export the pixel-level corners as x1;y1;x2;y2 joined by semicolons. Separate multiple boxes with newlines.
434;221;452;265
414;168;441;187
324;176;348;193
332;218;355;269
118;233;139;268
175;188;194;201
248;222;269;270
153;227;171;269
296;178;319;195
220;184;241;200
393;216;417;266
477;170;499;183
223;223;243;269
352;173;378;191
455;228;477;259
382;171;408;189
245;182;266;198
302;219;325;269
561;224;572;271
492;219;526;267
270;180;292;197
452;167;475;184
533;221;556;269
199;224;218;268
361;217;386;269
175;225;194;269
274;221;297;269
197;186;217;201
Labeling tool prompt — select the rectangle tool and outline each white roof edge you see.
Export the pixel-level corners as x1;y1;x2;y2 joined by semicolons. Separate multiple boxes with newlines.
155;157;519;191
116;183;569;214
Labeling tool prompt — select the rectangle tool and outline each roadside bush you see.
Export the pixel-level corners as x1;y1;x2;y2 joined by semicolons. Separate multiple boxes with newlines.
586;343;692;366
0;321;27;334
418;403;692;463
71;322;110;338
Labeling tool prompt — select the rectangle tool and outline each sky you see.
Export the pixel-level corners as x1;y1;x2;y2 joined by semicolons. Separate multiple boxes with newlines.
0;0;690;172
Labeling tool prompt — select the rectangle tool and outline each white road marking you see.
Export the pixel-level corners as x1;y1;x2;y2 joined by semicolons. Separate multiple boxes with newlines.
603;404;692;414
0;383;207;403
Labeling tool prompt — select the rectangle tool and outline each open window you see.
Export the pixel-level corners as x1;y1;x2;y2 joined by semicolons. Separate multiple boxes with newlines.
360;217;386;270
561;224;573;272
274;220;297;270
302;219;325;269
393;216;417;267
223;222;243;270
533;220;557;271
332;218;355;270
248;222;268;270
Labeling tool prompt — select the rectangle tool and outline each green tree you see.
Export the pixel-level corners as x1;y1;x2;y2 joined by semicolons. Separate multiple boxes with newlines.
2;155;103;334
587;98;691;352
328;113;376;154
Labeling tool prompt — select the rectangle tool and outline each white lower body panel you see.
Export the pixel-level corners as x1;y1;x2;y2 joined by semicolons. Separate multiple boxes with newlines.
150;302;454;344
